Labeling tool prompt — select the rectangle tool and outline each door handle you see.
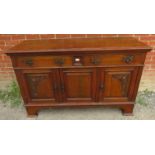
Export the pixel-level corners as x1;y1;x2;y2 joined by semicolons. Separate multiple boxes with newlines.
100;84;104;91
53;84;65;93
61;85;65;92
53;84;58;92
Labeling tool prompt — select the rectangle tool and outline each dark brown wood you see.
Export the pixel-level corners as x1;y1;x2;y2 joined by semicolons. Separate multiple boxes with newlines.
21;69;58;102
6;37;151;54
5;37;152;116
59;68;97;102
99;67;139;102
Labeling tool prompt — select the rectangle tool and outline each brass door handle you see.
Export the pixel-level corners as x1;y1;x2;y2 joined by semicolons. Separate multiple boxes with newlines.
123;55;134;64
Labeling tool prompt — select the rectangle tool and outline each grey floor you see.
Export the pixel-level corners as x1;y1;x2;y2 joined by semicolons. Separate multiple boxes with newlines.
0;99;155;120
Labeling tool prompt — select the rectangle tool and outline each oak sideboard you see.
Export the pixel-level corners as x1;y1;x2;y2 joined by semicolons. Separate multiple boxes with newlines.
6;37;152;116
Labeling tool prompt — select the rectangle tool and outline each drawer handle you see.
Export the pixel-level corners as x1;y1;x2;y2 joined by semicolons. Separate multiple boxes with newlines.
123;55;134;64
25;59;33;66
91;56;100;65
55;58;65;66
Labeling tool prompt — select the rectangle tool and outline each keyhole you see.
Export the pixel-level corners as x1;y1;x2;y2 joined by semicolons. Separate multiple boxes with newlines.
75;58;80;62
73;56;83;66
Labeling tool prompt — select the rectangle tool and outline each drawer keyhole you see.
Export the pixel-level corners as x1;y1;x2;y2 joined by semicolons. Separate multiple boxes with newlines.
73;56;83;66
75;58;80;62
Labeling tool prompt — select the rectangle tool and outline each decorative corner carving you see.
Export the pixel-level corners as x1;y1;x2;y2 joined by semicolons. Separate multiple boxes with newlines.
113;74;129;96
27;75;47;97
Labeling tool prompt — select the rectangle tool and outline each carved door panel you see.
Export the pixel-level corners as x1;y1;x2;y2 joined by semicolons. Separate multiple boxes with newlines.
99;67;138;102
60;68;97;102
22;69;59;103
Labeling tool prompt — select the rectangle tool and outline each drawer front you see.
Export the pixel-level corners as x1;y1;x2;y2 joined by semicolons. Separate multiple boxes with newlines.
14;53;146;68
15;55;73;68
84;53;146;66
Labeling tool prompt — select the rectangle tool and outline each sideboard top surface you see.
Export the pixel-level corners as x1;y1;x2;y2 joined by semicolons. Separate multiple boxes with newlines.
6;37;152;54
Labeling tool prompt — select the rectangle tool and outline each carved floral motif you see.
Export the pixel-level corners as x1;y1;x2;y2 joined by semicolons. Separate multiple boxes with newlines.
112;74;129;96
27;75;47;97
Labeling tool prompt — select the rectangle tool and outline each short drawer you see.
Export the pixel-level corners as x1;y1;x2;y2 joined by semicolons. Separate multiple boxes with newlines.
14;53;146;68
84;53;146;66
14;55;73;68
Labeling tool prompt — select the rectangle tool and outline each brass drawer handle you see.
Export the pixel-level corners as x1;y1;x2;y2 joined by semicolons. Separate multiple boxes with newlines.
25;59;33;66
91;56;100;65
123;55;134;64
54;58;65;66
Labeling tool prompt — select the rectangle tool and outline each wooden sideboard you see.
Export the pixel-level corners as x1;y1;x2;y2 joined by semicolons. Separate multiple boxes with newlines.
6;37;152;116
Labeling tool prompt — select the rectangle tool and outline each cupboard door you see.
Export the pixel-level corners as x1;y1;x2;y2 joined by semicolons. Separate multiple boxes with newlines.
22;69;58;103
60;68;96;102
99;67;138;102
